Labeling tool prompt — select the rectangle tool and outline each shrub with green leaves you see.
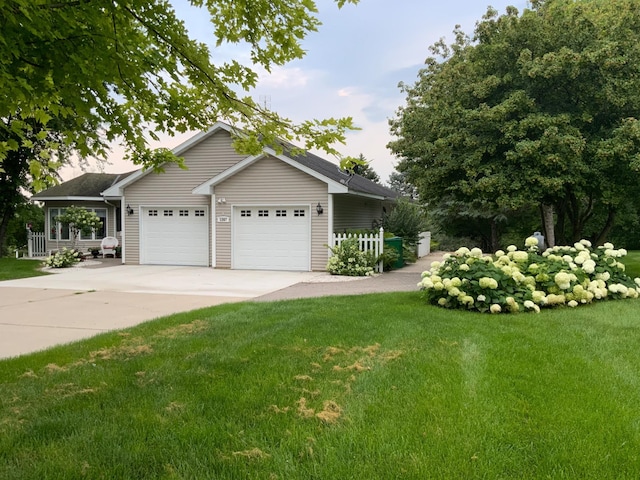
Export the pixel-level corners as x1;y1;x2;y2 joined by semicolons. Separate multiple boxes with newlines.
43;248;82;268
380;247;400;272
327;238;376;276
382;198;426;247
419;238;640;313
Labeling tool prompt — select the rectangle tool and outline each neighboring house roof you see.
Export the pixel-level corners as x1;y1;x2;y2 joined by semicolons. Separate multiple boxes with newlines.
103;122;399;200
32;171;138;201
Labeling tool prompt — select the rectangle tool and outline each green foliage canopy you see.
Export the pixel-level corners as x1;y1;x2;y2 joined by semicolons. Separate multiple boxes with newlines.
340;154;380;182
1;0;358;188
0;118;61;255
389;0;640;245
382;198;426;247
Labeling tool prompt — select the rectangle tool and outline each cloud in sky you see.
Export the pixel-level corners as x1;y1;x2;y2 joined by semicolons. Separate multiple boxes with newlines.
63;0;529;183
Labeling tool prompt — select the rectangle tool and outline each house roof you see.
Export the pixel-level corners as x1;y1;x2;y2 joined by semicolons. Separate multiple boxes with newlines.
32;171;138;201
288;149;399;199
192;146;399;200
50;123;398;201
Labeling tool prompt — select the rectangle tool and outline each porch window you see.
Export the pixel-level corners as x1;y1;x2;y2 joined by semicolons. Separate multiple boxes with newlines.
80;208;107;240
48;208;69;241
49;207;107;241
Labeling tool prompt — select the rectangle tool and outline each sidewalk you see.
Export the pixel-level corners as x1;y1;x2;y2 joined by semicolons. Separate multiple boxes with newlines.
255;251;443;301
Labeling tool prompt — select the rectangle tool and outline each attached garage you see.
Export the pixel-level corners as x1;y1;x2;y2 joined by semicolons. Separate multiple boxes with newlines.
232;205;310;271
140;207;209;266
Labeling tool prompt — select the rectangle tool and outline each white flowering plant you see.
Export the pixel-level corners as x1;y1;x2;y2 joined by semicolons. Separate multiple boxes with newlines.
327;238;376;276
43;248;82;268
419;239;640;314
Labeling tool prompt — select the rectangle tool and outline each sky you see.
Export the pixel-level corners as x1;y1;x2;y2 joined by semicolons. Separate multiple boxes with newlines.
61;0;529;183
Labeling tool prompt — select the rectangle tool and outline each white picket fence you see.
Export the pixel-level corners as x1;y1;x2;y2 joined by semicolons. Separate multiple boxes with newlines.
331;227;384;272
27;231;47;258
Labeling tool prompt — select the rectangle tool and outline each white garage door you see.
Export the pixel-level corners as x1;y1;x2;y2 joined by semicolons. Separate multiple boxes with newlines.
141;207;209;266
233;206;310;271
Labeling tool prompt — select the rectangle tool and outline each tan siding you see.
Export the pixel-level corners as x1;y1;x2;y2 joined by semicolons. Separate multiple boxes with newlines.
333;195;385;232
123;130;246;264
215;156;329;271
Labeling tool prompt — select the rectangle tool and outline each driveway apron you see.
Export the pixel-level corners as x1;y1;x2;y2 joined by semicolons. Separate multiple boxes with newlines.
0;264;324;359
0;254;441;360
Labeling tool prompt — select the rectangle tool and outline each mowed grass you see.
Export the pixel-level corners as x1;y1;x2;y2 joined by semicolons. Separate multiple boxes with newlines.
2;293;640;479
624;250;640;278
0;257;48;281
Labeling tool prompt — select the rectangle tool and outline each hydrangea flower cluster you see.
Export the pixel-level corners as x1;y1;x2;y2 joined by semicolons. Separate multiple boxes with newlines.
419;239;640;314
43;248;82;268
327;238;376;276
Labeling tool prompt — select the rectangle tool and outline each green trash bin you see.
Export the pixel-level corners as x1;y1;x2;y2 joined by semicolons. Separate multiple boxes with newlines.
384;237;404;269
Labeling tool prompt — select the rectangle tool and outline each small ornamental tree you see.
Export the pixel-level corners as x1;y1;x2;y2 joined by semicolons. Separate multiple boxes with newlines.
55;206;102;250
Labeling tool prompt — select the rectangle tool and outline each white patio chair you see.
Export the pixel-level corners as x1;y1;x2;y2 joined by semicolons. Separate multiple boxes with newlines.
100;236;119;258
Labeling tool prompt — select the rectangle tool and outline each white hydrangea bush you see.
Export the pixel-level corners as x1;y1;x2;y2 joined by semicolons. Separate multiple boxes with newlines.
43;248;82;268
419;238;640;314
327;238;376;276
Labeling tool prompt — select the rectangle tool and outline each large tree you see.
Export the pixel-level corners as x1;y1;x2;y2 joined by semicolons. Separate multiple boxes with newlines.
0;117;61;255
1;0;358;190
389;0;640;247
387;170;417;199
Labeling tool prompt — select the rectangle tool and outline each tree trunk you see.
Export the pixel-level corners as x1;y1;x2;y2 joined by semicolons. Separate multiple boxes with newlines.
541;203;556;248
593;208;616;247
490;217;500;253
0;210;10;257
556;204;566;245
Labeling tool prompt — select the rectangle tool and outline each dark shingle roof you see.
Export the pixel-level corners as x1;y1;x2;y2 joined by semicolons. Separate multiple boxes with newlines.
32;171;138;199
287;150;399;200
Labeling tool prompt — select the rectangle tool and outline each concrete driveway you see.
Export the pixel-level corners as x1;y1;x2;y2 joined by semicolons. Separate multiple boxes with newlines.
0;264;325;360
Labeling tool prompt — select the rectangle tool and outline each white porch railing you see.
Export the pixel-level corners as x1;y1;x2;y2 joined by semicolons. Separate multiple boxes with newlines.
27;231;47;258
332;227;384;273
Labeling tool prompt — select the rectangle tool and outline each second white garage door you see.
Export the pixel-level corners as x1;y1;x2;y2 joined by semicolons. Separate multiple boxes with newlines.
233;206;310;271
141;207;209;266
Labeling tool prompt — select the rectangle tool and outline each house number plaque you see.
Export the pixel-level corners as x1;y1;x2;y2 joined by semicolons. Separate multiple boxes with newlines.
217;216;230;223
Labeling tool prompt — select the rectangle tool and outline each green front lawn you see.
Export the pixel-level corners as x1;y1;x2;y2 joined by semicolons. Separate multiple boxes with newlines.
0;257;48;281
2;293;640;479
624;250;640;278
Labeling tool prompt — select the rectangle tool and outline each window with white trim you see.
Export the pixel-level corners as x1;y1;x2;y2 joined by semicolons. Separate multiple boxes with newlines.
48;208;69;240
48;207;107;241
148;209;158;216
294;209;305;217
195;210;205;217
240;210;251;217
163;210;173;216
258;210;269;217
80;208;107;240
179;210;189;217
276;210;287;217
